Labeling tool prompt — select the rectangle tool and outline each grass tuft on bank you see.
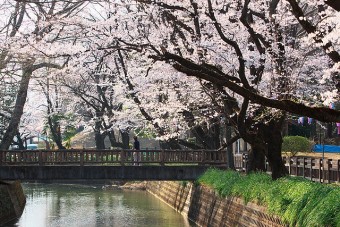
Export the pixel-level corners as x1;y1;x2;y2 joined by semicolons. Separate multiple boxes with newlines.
198;169;340;227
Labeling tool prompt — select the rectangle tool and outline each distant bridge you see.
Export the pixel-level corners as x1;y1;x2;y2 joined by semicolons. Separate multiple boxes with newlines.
2;149;337;183
0;149;229;181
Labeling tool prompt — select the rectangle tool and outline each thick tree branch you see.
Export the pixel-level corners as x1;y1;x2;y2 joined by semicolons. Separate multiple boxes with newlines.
207;0;250;89
218;134;240;151
160;51;340;122
116;49;166;136
137;0;189;12
325;0;340;11
286;0;340;63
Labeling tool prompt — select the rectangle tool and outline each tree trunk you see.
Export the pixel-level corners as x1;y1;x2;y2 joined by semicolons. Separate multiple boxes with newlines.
226;126;235;169
212;119;221;149
95;132;105;150
265;123;289;180
43;139;50;150
16;132;26;150
159;139;182;149
242;115;288;179
47;116;66;150
107;131;125;149
107;131;116;148
182;110;222;149
0;68;32;150
120;131;130;149
94;121;105;150
246;143;266;173
327;123;333;138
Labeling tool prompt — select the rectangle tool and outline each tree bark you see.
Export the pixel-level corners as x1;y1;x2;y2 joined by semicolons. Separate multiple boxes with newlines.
47;116;66;150
325;0;340;11
263;119;289;179
107;130;125;149
159;52;340;122
94;121;105;150
238;104;288;178
120;130;130;149
0;67;32;150
16;132;26;150
95;132;105;150
43;139;50;150
246;142;266;173
159;138;182;150
226;126;235;169
182;110;221;149
266;139;288;180
327;123;333;138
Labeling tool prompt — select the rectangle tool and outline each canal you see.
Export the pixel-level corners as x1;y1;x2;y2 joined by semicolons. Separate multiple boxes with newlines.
8;183;194;227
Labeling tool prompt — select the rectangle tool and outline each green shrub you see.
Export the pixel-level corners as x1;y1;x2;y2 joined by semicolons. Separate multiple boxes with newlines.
281;136;313;155
198;169;340;227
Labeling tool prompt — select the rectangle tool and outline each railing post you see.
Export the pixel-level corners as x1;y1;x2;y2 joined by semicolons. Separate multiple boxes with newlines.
80;150;84;166
327;159;331;183
310;158;313;180
338;160;340;183
160;150;164;166
120;150;125;166
319;158;322;183
303;157;305;178
242;154;247;172
201;150;205;165
336;159;340;182
39;150;43;166
295;157;298;176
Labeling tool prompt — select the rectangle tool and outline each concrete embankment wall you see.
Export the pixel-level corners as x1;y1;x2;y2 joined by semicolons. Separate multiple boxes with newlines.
146;181;285;227
0;181;26;226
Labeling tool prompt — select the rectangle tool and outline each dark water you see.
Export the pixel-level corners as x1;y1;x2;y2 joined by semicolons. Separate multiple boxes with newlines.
9;183;194;227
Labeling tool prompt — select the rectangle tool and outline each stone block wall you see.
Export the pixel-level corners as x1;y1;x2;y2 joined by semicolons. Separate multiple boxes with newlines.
0;181;26;225
147;181;192;215
146;181;285;227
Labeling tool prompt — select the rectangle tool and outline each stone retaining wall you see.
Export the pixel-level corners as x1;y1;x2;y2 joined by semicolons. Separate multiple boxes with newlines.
146;181;285;227
0;181;26;226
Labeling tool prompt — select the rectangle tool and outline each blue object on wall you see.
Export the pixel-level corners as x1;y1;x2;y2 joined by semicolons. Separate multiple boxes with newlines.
313;144;340;153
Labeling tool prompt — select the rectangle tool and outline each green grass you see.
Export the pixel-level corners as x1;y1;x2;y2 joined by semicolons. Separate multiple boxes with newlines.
198;169;340;227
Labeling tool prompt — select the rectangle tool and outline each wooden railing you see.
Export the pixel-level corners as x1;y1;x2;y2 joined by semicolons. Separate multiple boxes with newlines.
0;149;227;166
234;153;340;183
282;156;340;183
1;149;339;183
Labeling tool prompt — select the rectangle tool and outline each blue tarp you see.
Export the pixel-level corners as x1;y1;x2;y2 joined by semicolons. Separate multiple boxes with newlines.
313;144;340;153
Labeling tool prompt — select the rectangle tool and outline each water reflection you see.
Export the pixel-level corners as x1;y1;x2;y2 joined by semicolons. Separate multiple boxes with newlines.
9;183;194;227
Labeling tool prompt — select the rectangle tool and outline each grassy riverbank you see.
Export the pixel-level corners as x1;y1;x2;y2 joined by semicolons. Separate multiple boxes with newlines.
198;169;340;227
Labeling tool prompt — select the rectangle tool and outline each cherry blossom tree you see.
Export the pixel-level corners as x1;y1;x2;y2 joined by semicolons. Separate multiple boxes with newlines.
78;0;338;178
2;0;339;179
0;0;101;150
35;4;224;151
58;53;133;150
